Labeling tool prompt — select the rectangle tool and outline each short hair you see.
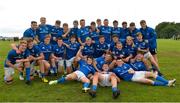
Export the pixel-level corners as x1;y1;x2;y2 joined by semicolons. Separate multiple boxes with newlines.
19;40;27;45
90;21;96;25
130;22;135;26
80;19;85;22
31;21;37;24
27;38;33;43
104;19;109;22
45;35;51;39
63;23;68;27
99;35;105;39
96;19;101;22
40;17;46;20
57;37;63;41
112;34;119;38
70;34;76;39
140;20;146;24
73;20;78;24
115;42;123;46
113;20;118;24
136;32;143;36
122;21;127;25
55;20;61;25
87;55;94;60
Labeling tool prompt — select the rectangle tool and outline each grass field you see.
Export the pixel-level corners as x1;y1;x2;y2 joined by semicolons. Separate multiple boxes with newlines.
0;39;180;102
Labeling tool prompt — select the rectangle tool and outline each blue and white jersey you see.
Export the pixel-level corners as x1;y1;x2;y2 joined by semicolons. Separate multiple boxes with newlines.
120;28;129;44
128;28;140;40
140;26;157;49
124;44;137;57
82;44;95;57
94;42;109;58
38;43;52;61
112;47;129;59
99;26;112;44
130;61;147;71
23;28;36;39
95;57;105;71
113;63;133;81
37;24;52;42
52;44;66;58
89;30;100;43
66;41;80;60
4;49;30;67
78;60;96;77
77;26;90;43
69;27;79;38
27;45;42;57
50;26;63;45
112;27;121;38
135;40;149;50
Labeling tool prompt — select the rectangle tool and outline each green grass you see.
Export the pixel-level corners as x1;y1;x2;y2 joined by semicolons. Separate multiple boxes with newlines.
0;39;180;102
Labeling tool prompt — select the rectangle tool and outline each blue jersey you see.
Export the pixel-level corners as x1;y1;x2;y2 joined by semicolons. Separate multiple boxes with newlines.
135;40;149;50
77;26;90;43
52;44;66;58
50;26;63;45
95;57;105;71
69;27;79;38
128;28;140;40
37;24;52;42
94;42;109;58
112;27;121;38
28;45;42;57
113;63;133;81
112;47;129;59
130;61;147;71
124;44;137;57
61;30;70;42
23;28;36;39
78;60;96;77
99;26;112;44
140;27;157;49
82;44;95;57
38;43;52;61
89;30;99;43
66;41;80;59
120;28;129;43
109;41;120;51
4;49;30;67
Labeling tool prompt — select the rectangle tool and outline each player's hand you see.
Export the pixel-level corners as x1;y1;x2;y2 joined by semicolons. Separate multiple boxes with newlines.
128;68;135;74
81;43;85;46
16;60;22;63
62;34;66;38
80;46;84;50
16;50;21;54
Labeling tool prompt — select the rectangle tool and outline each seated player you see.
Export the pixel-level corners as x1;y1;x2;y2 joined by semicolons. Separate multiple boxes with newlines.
124;36;137;58
110;58;176;87
89;63;120;99
94;35;109;58
49;46;96;93
109;34;120;51
81;37;95;58
4;40;31;85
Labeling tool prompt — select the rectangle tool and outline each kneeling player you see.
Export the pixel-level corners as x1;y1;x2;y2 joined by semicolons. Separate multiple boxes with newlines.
89;63;120;99
4;40;31;85
110;58;176;87
49;46;96;92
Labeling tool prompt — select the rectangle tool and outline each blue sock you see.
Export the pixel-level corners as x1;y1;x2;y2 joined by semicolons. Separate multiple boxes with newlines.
156;76;168;84
41;73;45;78
92;85;97;91
112;87;118;92
153;81;166;86
83;82;90;88
26;68;30;81
52;67;57;73
57;77;66;83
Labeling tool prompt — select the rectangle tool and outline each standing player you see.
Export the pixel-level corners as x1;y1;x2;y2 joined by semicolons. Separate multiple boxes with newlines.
96;19;102;29
99;19;112;44
109;34;120;52
4;40;31;84
128;22;139;40
62;23;70;42
69;20;79;39
89;63;120;99
36;17;52;43
89;21;100;43
112;20;121;38
120;21;129;44
49;46;96;92
140;20;158;63
50;20;63;45
77;19;90;45
23;21;38;41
